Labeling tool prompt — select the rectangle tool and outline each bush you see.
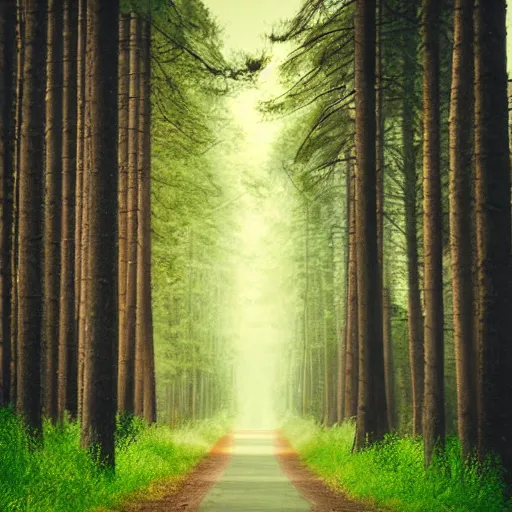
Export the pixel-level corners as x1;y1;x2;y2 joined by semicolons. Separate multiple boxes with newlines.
0;407;230;512
281;415;512;512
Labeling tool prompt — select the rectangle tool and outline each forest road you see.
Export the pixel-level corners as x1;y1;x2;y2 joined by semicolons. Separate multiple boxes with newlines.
119;430;380;511
197;430;379;511
197;430;310;511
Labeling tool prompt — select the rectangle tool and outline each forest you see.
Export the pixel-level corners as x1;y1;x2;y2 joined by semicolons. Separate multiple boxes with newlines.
1;0;512;511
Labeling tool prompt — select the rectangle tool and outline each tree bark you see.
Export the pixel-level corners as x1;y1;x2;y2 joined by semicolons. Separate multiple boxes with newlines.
134;18;148;417
16;0;47;436
75;0;87;422
354;0;388;450
302;202;310;416
474;0;512;484
402;0;424;438
344;164;358;420
336;156;351;424
0;0;16;407
382;286;396;429
449;0;477;460
376;0;393;431
117;13;130;415
140;20;156;424
58;0;78;421
335;164;348;424
422;0;445;467
119;12;140;415
10;0;24;408
80;0;119;468
43;0;64;423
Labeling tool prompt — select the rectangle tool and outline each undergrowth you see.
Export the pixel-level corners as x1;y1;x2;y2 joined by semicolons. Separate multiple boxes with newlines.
0;407;231;512
282;415;512;512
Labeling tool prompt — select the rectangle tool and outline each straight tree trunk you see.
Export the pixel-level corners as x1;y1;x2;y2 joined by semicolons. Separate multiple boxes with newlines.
58;0;78;420
319;263;330;425
186;230;196;421
117;13;130;415
141;20;156;423
0;0;16;407
354;0;388;449
422;0;445;467
43;0;64;423
134;18;148;417
337;156;351;424
302;202;310;416
376;0;393;431
10;0;25;410
382;286;396;429
344;165;358;419
402;0;424;437
16;0;47;435
80;0;119;468
449;0;477;460
75;0;87;422
474;0;512;483
120;13;140;415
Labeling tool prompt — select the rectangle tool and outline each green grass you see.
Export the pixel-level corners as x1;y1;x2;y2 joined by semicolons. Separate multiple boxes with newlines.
281;415;512;512
0;407;231;512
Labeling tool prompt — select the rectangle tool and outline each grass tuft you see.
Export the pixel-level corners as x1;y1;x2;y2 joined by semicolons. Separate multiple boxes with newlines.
0;407;231;512
281;415;512;512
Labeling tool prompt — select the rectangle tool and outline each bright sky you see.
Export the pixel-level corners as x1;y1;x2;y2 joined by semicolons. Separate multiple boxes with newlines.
202;0;302;56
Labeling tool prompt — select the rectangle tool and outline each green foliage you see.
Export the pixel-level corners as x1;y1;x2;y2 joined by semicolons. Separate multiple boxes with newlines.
0;407;230;512
282;416;512;512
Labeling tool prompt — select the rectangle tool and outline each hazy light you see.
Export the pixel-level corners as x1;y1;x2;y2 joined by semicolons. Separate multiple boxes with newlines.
202;1;301;430
202;0;302;56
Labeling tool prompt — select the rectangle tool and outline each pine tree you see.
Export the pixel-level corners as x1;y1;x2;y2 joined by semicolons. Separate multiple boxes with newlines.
80;0;119;468
16;0;47;436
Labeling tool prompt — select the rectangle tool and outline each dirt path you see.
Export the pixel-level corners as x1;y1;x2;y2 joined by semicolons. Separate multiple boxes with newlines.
275;433;380;512
117;430;381;512
117;434;233;512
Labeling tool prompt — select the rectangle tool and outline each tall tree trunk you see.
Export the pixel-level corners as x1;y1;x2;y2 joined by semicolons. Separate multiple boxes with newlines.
134;18;149;417
75;0;87;422
0;0;16;407
120;12;140;415
474;0;512;483
382;286;396;429
319;262;330;425
10;0;25;410
402;0;424;438
344;164;358;419
449;0;477;460
354;0;388;450
140;20;156;423
302;202;310;416
55;0;76;418
375;0;393;431
16;0;47;436
337;156;351;424
186;229;196;421
58;0;78;421
43;0;63;423
117;13;130;415
422;0;445;467
80;0;119;468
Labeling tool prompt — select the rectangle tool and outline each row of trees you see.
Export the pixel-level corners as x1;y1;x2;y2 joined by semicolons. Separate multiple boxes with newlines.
269;0;512;483
0;0;164;468
0;0;260;470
